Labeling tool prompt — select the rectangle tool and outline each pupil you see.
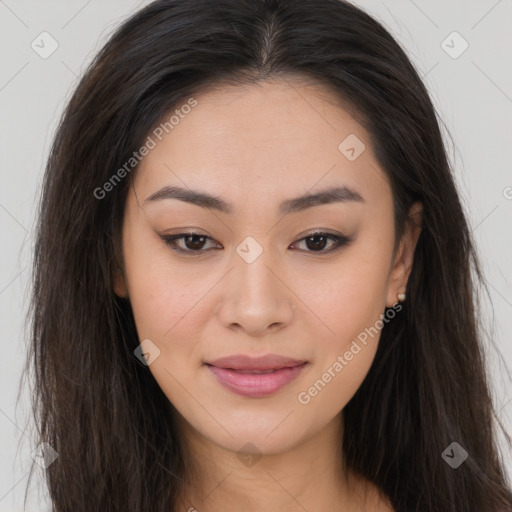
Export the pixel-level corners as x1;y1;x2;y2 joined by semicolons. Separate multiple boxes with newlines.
186;235;205;250
182;235;329;251
306;234;327;251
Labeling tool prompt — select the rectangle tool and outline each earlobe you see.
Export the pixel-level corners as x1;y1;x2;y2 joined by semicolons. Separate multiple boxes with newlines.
112;269;129;298
385;201;423;308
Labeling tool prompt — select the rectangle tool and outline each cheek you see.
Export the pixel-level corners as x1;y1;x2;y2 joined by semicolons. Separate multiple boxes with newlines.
125;253;214;413
296;336;379;432
127;269;216;366
295;282;388;424
122;221;212;343
305;250;391;345
295;248;391;407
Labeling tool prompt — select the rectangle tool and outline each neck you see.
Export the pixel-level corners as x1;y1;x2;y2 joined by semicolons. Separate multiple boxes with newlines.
173;412;377;512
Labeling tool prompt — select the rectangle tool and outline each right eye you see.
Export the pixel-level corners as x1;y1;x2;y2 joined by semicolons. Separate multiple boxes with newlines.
159;232;222;255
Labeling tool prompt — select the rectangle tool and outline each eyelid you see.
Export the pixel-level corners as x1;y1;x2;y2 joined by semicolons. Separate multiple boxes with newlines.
289;231;352;253
159;232;220;256
159;230;353;256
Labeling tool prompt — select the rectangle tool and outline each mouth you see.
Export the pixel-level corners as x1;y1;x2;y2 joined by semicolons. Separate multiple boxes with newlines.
204;354;308;398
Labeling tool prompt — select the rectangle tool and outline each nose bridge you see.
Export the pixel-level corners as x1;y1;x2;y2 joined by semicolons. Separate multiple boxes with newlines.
234;234;284;307
238;249;277;297
218;234;294;335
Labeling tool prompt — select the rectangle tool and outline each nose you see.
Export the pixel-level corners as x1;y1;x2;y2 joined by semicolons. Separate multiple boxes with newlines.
216;246;295;337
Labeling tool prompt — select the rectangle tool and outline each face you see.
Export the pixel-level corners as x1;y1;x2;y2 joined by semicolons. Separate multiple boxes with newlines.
114;78;421;456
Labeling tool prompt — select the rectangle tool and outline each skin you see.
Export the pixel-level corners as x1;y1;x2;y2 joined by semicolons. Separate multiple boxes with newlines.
114;77;422;511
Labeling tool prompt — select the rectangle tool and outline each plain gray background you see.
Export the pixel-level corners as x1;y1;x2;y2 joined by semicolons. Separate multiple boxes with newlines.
0;0;511;510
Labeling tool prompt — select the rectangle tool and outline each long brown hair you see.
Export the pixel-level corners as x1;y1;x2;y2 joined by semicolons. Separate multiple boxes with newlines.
25;0;512;510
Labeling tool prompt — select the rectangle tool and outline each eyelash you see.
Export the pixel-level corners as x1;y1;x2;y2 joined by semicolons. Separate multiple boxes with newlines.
159;231;352;256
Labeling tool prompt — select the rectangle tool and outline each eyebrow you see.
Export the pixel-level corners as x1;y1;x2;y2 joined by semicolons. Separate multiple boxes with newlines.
144;184;364;215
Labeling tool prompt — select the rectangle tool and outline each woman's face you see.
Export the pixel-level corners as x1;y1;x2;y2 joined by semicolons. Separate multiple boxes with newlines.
115;78;420;455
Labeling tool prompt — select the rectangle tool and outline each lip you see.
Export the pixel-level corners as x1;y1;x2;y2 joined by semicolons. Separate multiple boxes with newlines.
205;354;308;398
206;354;306;371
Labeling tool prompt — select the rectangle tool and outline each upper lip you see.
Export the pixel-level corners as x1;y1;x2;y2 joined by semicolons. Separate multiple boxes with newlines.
205;354;307;371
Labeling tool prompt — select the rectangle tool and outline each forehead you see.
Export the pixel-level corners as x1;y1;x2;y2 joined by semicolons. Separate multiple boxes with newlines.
133;78;391;209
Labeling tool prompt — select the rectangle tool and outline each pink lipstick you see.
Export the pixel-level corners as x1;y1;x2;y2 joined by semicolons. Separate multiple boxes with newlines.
205;354;308;398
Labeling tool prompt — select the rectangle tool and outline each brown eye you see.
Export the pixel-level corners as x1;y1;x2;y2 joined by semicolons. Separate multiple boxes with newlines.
160;233;220;254
291;232;352;254
160;231;351;257
181;234;207;250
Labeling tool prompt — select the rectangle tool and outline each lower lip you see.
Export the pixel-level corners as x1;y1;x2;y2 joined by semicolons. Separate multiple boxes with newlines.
206;363;308;398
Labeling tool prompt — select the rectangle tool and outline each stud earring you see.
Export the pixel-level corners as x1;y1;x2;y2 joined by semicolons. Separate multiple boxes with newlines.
397;292;406;302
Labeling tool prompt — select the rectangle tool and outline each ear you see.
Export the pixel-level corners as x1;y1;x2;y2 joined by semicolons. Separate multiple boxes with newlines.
112;268;129;298
385;201;423;308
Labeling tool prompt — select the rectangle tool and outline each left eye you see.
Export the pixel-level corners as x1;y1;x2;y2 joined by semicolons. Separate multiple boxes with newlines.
160;231;351;255
290;232;350;253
